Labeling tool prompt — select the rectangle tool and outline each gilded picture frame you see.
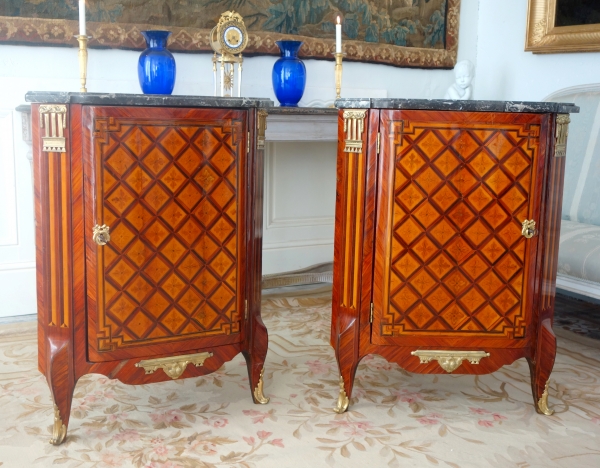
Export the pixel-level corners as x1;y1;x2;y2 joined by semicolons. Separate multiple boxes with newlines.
525;0;600;53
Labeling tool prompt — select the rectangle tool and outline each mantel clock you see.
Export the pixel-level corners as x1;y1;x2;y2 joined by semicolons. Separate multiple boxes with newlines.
210;11;248;97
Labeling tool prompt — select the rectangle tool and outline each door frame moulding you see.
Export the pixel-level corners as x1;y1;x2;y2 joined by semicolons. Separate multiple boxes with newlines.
264;142;335;230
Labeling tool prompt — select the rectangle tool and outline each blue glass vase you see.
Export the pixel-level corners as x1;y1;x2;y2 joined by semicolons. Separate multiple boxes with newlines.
272;41;306;107
138;30;176;95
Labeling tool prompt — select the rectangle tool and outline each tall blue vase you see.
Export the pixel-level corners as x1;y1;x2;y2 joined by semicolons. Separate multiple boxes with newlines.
138;30;176;95
272;41;306;107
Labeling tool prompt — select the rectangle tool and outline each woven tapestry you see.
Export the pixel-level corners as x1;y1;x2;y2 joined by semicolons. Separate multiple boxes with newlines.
0;0;459;68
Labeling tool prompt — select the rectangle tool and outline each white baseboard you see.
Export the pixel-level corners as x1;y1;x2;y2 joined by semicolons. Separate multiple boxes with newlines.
556;273;600;301
0;313;36;324
262;262;333;289
262;243;333;276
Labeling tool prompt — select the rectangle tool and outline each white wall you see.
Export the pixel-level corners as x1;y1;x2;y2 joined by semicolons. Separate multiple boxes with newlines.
474;0;600;101
0;0;479;317
0;5;479;106
7;0;600;316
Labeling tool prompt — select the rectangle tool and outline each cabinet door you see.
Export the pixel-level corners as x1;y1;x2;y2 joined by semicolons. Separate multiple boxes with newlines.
372;110;548;348
84;106;248;362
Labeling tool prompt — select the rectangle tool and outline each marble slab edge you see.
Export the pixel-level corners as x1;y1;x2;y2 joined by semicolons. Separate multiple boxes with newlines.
335;98;579;114
266;107;338;115
25;92;274;108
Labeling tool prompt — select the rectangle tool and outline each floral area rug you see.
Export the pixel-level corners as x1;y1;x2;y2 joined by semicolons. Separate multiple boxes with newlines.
1;294;600;467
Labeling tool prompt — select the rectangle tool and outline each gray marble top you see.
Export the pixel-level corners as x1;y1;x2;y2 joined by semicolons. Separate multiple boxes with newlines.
25;92;273;108
335;98;579;114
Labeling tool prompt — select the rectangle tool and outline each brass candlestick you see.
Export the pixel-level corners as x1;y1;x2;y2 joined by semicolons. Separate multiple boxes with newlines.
76;35;88;93
334;52;344;100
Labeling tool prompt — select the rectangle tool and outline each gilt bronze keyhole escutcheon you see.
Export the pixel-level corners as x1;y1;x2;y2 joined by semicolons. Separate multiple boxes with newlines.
92;224;110;245
521;219;537;239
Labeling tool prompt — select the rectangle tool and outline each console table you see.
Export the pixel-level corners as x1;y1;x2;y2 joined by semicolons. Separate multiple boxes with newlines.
26;92;272;445
330;98;579;415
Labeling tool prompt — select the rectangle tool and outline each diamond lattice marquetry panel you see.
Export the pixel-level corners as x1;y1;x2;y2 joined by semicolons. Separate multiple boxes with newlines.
382;124;538;338
94;120;243;352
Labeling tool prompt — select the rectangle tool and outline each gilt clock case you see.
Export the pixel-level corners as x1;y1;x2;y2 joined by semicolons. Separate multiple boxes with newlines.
26;92;272;445
330;98;578;415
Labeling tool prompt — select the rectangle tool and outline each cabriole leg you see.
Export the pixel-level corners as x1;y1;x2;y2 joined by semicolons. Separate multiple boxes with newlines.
45;336;76;445
243;314;270;405
527;318;557;416
333;326;361;413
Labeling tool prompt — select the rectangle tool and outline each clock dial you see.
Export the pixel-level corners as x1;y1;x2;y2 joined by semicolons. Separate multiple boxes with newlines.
210;12;248;55
224;26;243;49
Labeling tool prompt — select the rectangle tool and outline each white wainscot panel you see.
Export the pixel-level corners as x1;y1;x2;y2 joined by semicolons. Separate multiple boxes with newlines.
0;106;36;318
0;110;17;246
0;263;36;318
266;114;338;142
263;141;337;274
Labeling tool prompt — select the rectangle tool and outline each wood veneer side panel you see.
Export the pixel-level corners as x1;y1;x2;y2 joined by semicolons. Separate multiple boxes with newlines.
33;103;48;374
242;108;269;390
245;108;259;350
56;103;76;420
82;105;99;369
70;104;89;381
330;110;346;348
331;109;371;336
524;114;552;357
238;109;249;347
36;104;75;333
539;116;566;322
331;108;372;399
33;102;77;427
358;110;380;337
529;114;563;400
370;109;398;345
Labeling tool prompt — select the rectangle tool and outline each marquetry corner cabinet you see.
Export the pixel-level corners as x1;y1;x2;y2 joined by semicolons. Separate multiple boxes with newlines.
26;92;272;445
330;98;579;415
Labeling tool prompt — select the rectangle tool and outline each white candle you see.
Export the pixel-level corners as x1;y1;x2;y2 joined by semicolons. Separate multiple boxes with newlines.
79;0;86;36
335;16;342;53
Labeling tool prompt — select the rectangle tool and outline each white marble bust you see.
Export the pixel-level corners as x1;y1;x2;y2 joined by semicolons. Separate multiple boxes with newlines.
444;60;474;100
